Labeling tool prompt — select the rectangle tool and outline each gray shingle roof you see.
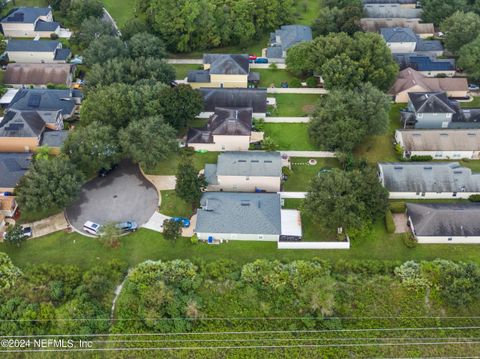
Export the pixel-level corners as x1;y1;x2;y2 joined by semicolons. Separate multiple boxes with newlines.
269;25;312;51
200;88;267;113
186;128;213;144
54;48;71;61
1;7;51;24
397;129;480;151
209;107;252;136
0;110;45;138
4;63;73;86
195;192;282;235
381;27;417;43
364;4;422;18
0;152;31;189
203;54;249;75
204;164;218;185
409;92;456;113
407;203;480;236
6;39;59;52
415;39;443;52
34;20;59;31
214;151;282;177
40;130;68;147
187;70;210;83
266;46;283;59
379;162;480;193
8;88;76;118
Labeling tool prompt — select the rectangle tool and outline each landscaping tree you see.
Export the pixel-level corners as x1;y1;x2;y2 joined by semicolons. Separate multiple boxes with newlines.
83;36;128;66
286;41;318;77
441;11;480;54
0;252;21;289
421;0;470;26
162;219;182;241
320;54;364;90
35;145;51;161
99;223;122;248
303;167;389;231
119;116;178;169
16;157;84;213
312;0;363;36
175;158;207;208
157;85;203;129
127;32;166;59
458;35;480;80
309;83;390;152
121;18;150;40
62;122;122;175
0;34;6;54
4;224;26;247
72;17;115;49
68;0;104;24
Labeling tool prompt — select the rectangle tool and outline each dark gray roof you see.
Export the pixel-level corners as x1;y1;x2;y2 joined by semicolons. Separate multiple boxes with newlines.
8;88;76;117
186;128;213;144
203;54;249;75
214;151;282;177
269;25;312;53
409;92;456;113
0;152;31;189
1;7;51;24
54;48;71;61
0;110;45;138
195;192;282;235
266;46;283;59
415;39;443;52
379;162;480;193
209;107;252;136
34;20;59;31
248;72;260;82
407;203;480;237
187;70;210;83
40;130;68;147
6;39;59;52
393;53;455;72
200;88;267;113
381;27;417;43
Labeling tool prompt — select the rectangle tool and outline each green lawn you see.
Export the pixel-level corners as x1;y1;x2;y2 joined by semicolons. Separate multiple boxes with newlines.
354;103;404;163
172;64;203;80
144;152;219;175
294;0;322;26
159;190;192;218
269;94;321;117
256;69;302;88
283;157;340;191
101;0;136;27
262;123;316;150
460;96;480;108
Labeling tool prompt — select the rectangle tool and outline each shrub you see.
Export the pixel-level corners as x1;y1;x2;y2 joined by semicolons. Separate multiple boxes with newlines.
190;235;199;245
410;155;433;161
282;166;293;177
394;143;404;156
469;194;480;202
269;63;278;70
390;202;406;213
385;209;395;234
50;33;59;40
306;76;317;88
289;78;302;88
253;118;265;131
262;136;277;151
402;232;417;248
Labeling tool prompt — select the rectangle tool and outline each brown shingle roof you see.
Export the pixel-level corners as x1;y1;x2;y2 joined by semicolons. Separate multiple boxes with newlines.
4;63;73;86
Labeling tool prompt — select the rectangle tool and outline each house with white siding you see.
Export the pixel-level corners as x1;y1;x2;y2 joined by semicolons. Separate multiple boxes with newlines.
378;162;480;199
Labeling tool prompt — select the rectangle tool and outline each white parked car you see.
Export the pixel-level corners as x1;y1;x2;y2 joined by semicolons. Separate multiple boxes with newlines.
83;221;101;235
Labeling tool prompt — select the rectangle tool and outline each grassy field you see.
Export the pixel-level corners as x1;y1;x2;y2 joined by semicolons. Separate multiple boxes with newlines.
101;0;136;27
256;69;302;88
283;157;340;191
294;0;322;26
262;123;316;150
460;96;480;108
172;64;203;80
159;190;192;218
144;152;219;175
354;103;404;163
270;94;321;117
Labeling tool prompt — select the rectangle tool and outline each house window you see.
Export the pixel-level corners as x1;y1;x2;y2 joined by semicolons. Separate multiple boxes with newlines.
448;237;452;241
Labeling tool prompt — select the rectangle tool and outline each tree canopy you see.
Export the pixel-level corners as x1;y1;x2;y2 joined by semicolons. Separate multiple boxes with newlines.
312;0;363;36
175;157;207;207
458;35;480;80
441;11;480;55
83;35;128;66
286;32;398;91
309;83;391;152
72;17;115;49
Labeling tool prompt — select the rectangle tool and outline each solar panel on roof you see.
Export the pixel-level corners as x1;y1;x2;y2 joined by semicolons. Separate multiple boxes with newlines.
27;94;41;108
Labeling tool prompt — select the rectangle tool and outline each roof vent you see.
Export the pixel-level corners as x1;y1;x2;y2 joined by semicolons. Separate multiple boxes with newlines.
241;200;250;206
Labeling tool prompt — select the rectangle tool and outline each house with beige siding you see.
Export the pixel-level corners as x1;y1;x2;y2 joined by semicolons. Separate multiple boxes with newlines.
4;63;75;88
187;107;260;151
6;39;71;63
361;18;434;38
204;151;282;192
187;54;259;89
0;196;18;218
0;7;60;38
199;88;267;118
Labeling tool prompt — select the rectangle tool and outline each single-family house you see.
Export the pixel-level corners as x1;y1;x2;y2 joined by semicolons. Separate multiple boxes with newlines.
195;192;302;242
389;68;468;103
0;196;18;218
364;4;422;18
363;0;419;7
361;18;434;38
0;111;46;152
380;27;443;55
8;88;82;123
4;63;75;88
204;151;282;192
6;39;71;63
407;203;480;244
199;88;267;118
265;25;312;59
187;107;257;151
400;92;480;129
187;54;259;89
0;7;60;38
393;53;455;77
396;129;480;159
378;162;480;199
0;152;31;193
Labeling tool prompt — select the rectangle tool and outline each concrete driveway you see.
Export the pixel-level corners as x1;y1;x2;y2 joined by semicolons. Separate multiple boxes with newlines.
65;161;158;235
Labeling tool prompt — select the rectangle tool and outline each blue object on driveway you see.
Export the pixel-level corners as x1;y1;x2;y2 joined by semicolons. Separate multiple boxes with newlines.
171;217;191;228
116;221;138;232
254;57;268;64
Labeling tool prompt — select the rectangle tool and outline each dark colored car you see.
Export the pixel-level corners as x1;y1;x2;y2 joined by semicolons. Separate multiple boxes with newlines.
98;164;118;177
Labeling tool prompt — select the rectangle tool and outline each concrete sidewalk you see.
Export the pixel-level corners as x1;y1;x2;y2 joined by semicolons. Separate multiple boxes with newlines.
166;59;203;64
265;117;310;123
281;151;335;158
279;192;307;199
267;88;327;94
24;212;69;239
